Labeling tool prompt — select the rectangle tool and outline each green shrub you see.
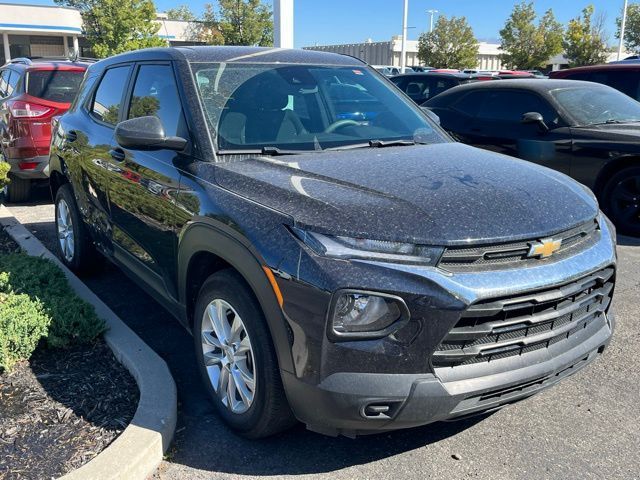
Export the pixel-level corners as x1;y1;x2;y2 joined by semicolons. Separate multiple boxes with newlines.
0;253;106;351
0;162;10;190
0;278;51;371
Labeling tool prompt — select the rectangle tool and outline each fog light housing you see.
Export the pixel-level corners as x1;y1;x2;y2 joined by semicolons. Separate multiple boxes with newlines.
328;290;410;340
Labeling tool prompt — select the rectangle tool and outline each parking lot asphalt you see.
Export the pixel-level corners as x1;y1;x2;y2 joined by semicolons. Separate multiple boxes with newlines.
7;189;640;480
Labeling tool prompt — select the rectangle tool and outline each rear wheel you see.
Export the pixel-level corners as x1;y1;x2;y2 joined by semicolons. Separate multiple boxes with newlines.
4;174;31;203
602;166;640;236
193;270;295;438
54;184;100;273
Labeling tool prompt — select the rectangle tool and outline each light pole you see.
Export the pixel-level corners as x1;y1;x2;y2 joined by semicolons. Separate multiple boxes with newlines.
274;0;294;48
427;9;438;33
400;0;409;72
618;0;629;60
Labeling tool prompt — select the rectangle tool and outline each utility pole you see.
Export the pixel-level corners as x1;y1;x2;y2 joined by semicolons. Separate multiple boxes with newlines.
401;0;408;72
427;9;438;33
274;0;294;48
618;0;629;60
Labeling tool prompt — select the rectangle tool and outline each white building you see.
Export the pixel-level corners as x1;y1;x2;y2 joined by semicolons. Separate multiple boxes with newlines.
0;3;199;64
304;36;505;70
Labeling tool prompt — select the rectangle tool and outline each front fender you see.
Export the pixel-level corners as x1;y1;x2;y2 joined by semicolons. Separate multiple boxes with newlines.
177;219;294;374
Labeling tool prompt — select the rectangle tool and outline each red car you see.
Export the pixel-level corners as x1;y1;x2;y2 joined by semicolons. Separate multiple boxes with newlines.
0;57;91;202
550;63;640;101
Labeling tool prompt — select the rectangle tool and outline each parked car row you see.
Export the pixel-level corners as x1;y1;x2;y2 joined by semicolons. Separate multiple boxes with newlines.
0;48;621;440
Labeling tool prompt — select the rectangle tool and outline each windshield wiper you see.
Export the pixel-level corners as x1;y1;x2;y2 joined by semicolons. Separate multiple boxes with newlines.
261;146;304;156
368;139;416;148
583;119;640;126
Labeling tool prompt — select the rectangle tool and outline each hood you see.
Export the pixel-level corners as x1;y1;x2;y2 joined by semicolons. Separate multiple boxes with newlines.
572;123;640;150
214;143;598;246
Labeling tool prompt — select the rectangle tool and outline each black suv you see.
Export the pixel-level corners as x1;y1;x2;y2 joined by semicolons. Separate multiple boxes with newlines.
50;47;617;438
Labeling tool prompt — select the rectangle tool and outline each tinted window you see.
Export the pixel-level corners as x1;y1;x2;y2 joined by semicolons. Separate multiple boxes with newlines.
429;78;457;98
0;70;9;97
91;66;131;125
27;70;84;103
452;91;488;117
605;71;640;100
127;64;187;138
479;90;557;123
5;70;18;97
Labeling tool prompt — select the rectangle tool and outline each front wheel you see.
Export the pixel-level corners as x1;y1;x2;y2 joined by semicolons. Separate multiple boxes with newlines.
193;270;295;438
602;166;640;236
54;184;100;273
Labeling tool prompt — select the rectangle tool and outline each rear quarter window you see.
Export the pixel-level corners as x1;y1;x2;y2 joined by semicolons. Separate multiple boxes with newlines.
27;70;85;103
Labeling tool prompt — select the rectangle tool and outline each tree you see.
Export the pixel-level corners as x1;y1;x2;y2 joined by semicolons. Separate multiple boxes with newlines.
166;5;196;21
564;5;610;67
217;0;273;46
54;0;166;58
616;3;640;54
499;1;564;70
417;16;478;69
196;3;225;45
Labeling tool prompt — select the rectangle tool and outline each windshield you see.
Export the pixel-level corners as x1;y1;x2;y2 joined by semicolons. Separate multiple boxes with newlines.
27;69;85;104
551;85;640;126
191;62;446;154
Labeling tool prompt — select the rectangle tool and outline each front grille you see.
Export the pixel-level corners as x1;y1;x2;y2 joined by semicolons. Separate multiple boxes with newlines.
438;219;599;271
433;267;614;368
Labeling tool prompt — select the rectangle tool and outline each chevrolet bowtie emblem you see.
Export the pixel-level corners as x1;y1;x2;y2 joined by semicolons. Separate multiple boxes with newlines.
528;238;562;258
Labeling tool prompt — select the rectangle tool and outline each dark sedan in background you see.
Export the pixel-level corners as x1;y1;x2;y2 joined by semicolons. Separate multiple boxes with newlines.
390;72;497;105
426;79;640;235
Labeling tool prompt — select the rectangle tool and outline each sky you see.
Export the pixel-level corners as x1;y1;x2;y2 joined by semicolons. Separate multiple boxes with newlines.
3;0;626;48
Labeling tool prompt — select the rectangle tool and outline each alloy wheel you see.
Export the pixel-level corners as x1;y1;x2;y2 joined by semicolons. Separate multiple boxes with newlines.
201;299;256;414
610;174;640;230
56;198;75;262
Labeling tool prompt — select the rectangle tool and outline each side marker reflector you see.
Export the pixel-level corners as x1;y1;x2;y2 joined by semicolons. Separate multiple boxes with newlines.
262;266;284;307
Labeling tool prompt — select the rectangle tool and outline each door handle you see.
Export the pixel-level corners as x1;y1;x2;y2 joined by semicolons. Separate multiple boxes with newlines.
65;130;77;142
109;148;126;162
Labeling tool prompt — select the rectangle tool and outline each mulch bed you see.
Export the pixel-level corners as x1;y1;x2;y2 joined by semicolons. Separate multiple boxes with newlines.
0;227;139;479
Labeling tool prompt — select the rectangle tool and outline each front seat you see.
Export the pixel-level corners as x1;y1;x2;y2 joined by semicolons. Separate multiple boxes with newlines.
243;80;306;145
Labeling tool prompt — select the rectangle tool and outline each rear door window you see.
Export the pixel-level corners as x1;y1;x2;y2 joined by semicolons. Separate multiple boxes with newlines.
452;90;488;117
90;66;132;126
27;70;85;103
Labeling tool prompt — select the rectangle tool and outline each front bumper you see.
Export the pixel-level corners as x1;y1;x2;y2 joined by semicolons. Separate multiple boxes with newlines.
283;310;613;436
275;215;617;436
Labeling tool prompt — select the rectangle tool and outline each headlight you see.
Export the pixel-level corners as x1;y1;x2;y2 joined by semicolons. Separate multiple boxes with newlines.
291;228;443;266
328;290;410;340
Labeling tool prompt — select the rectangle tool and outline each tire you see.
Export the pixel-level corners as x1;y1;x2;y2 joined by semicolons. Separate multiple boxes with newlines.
601;166;640;237
54;184;100;273
4;174;31;203
193;269;295;438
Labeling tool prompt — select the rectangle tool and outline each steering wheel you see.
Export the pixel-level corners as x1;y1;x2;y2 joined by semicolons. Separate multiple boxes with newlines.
325;119;363;133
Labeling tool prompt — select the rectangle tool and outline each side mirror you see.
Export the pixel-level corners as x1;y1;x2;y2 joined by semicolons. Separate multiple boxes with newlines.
421;106;441;125
521;111;549;133
115;116;187;151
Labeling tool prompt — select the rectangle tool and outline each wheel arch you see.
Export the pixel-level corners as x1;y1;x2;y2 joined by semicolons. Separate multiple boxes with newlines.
178;220;294;374
593;155;640;198
48;154;68;199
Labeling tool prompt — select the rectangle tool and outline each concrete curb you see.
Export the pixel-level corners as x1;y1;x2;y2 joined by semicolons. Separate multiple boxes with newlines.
0;204;177;480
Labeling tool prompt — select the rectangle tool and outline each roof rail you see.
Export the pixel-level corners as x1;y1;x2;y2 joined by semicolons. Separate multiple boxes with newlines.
9;57;33;65
4;56;98;66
